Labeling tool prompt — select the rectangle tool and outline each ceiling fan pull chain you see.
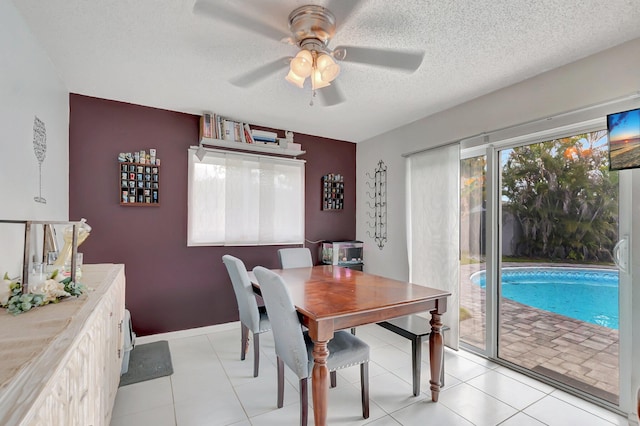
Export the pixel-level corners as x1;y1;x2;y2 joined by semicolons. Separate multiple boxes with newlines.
310;90;317;107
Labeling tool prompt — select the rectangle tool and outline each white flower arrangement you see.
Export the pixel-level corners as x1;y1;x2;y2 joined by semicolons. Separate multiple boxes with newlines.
0;270;85;315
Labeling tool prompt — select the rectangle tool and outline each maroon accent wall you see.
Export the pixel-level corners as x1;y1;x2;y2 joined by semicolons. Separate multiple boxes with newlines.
69;94;356;335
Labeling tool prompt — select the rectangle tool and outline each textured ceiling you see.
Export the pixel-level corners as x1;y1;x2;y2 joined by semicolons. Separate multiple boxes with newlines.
11;0;640;142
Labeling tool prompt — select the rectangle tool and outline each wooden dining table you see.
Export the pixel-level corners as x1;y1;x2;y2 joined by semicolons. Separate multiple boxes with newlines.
251;264;451;426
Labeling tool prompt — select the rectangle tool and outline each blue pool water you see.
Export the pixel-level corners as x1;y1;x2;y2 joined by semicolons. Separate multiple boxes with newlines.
470;267;619;329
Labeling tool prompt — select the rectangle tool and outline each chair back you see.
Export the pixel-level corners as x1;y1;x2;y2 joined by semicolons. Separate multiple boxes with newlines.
277;247;313;269
253;266;309;379
222;255;261;332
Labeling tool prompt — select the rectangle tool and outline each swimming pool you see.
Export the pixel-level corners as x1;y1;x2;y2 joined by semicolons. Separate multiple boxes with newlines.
470;267;619;329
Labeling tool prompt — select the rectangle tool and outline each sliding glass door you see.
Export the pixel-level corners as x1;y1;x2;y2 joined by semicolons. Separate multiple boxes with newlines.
460;128;631;409
460;154;487;351
497;131;622;403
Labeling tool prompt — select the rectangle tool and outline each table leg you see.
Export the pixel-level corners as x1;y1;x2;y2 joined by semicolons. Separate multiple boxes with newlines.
312;340;330;426
411;336;422;396
429;312;444;402
637;387;640;423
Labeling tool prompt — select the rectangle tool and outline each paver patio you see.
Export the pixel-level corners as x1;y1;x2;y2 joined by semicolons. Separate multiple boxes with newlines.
459;262;619;404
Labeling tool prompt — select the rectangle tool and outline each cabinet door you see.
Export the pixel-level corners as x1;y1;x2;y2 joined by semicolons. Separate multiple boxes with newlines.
22;267;126;426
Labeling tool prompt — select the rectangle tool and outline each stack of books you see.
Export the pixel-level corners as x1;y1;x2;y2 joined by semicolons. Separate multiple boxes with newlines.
199;112;251;143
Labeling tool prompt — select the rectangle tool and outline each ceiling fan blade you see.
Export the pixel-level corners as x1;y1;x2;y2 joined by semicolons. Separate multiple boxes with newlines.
193;0;289;43
333;46;424;72
230;57;289;88
326;0;364;31
317;82;345;107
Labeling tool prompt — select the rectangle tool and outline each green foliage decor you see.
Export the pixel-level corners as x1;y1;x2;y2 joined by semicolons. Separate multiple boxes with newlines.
1;270;86;315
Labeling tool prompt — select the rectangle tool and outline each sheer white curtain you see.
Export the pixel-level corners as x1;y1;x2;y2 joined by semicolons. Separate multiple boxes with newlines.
188;148;305;246
406;143;460;349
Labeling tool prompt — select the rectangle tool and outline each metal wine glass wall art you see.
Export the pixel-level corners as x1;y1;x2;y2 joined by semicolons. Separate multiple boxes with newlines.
366;160;387;249
33;116;47;204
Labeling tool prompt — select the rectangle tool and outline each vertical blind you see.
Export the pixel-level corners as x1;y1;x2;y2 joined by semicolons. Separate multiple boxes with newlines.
188;148;305;246
406;143;460;349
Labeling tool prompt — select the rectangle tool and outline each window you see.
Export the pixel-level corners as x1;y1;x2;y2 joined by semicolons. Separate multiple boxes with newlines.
188;148;305;246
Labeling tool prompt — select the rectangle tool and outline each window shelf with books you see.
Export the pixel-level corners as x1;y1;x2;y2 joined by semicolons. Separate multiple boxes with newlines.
199;112;304;158
199;137;306;158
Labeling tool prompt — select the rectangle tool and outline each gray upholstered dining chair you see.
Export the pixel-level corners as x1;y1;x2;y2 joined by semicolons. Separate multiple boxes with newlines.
277;247;313;269
277;246;339;386
278;247;357;338
253;266;370;426
222;255;271;377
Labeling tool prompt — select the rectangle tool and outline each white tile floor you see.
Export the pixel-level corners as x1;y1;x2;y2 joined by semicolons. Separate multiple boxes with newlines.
110;323;630;426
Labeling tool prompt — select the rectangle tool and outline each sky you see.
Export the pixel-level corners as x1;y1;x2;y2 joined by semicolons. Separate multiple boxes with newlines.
608;108;640;142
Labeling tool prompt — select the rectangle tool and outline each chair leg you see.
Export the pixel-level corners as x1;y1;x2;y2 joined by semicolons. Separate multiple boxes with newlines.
240;324;249;361
360;362;369;419
300;377;308;426
411;336;422;396
330;370;337;388
253;332;260;377
277;357;284;408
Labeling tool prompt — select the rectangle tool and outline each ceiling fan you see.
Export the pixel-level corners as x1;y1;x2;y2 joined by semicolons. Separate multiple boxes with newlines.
193;1;425;106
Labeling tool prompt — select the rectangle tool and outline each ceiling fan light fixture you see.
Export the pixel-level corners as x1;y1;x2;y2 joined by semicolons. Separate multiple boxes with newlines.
311;67;331;90
285;69;306;88
290;49;313;78
316;53;340;82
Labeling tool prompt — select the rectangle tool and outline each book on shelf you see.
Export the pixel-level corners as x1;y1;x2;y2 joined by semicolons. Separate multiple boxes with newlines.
199;112;213;139
239;124;247;143
251;129;278;140
253;136;277;143
222;119;234;141
214;114;222;139
233;121;243;142
243;123;254;144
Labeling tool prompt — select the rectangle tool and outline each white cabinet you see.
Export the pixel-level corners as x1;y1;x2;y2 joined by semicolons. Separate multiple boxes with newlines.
0;264;126;426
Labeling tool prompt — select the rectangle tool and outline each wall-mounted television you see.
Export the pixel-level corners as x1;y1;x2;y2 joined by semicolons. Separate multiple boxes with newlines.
607;107;640;171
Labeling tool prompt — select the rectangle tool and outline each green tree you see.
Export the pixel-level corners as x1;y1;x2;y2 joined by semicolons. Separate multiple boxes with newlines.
501;131;618;262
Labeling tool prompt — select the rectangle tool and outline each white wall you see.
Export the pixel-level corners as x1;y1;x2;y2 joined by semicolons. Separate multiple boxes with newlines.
357;37;640;280
0;0;69;276
357;37;640;419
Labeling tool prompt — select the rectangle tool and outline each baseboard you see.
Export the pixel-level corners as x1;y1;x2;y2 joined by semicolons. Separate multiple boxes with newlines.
135;321;240;345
